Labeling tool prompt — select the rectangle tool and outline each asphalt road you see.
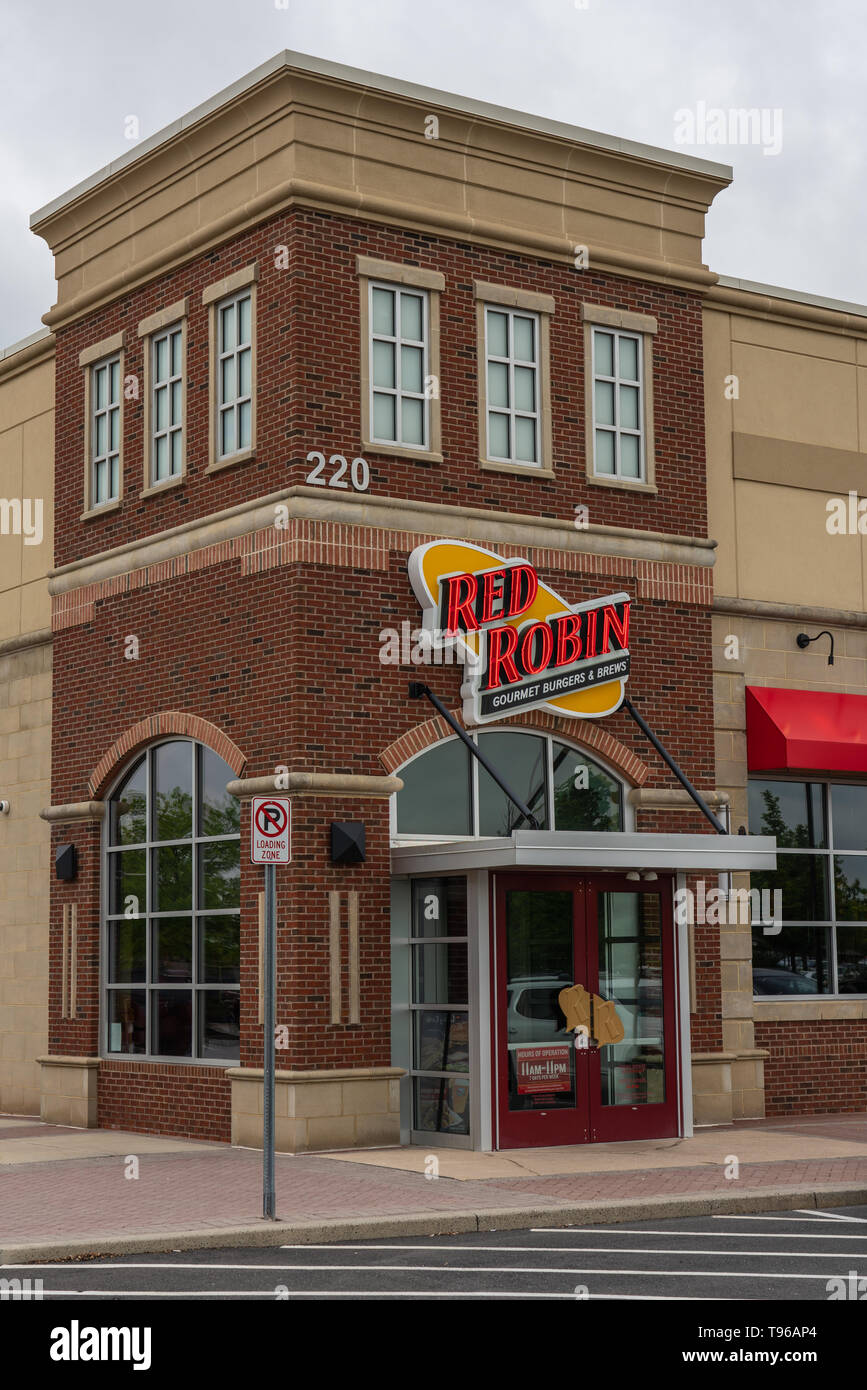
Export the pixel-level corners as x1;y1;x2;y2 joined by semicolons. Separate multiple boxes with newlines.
4;1204;867;1301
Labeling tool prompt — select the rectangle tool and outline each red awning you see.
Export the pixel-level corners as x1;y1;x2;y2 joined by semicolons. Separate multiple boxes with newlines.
746;686;867;774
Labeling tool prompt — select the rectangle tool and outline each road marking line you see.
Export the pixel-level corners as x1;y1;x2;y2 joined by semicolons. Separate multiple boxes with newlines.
32;1290;726;1299
3;1264;832;1279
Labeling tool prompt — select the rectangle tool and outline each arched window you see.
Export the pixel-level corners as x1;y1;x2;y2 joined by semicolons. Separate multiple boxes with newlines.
394;730;624;839
103;739;241;1061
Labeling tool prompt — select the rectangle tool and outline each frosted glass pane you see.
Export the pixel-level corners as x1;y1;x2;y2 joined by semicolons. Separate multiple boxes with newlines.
488;411;509;458
220;409;235;456
373;341;395;388
155;336;168;382
154;434;168;481
594;331;614;377
515;415;537;462
595;380;615;426
170;331;182;377
373;392;396;440
109;409;119;451
109;361;120;400
170;429;183;474
514;365;536;412
96;414;107;457
171;380;182;425
238;399;251;449
620;433;640;477
94;366;106;409
401;396;424;445
400;292;423;341
620;384;640;430
220;305;235;352
372;288;394;336
595;429;615;474
401;344;423;394
155;386;167;431
619;335;639;380
487;311;508;358
487;361;509;408
513;316;535;362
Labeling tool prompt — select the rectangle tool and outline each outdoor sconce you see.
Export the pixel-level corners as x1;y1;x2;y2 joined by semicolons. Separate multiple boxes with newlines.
330;821;366;866
626;871;640;881
796;630;834;665
55;844;78;881
0;800;9;814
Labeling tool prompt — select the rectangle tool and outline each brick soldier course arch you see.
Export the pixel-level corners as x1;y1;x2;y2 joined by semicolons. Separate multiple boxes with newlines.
379;709;650;786
88;712;246;799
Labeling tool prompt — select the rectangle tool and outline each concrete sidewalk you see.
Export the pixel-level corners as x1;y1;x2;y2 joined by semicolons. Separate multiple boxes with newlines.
2;1111;867;1263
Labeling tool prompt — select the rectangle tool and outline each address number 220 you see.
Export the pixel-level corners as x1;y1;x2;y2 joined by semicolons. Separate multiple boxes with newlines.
305;452;370;492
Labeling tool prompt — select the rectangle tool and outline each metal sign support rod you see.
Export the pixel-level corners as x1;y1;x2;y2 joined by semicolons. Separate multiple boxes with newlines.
263;861;276;1220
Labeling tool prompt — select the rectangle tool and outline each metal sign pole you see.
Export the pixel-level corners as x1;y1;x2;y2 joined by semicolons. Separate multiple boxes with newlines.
263;861;276;1220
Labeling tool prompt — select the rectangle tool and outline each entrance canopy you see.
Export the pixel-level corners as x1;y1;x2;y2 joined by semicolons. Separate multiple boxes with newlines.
391;829;776;876
746;685;867;774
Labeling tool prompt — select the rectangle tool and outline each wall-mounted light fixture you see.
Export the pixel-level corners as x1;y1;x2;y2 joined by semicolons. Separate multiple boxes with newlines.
796;630;835;665
0;800;9;815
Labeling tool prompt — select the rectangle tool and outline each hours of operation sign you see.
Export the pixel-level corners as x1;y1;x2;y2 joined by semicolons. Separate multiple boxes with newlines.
251;796;291;863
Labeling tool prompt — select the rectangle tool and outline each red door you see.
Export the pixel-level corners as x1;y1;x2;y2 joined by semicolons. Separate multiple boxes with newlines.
492;873;680;1149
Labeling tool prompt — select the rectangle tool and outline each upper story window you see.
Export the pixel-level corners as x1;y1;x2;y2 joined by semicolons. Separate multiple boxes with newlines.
103;739;241;1062
592;327;644;480
369;282;429;450
582;304;657;493
394;730;624;839
91;355;121;506
484;306;541;467
151;325;184;483
749;777;867;997
217;291;252;460
202;264;257;471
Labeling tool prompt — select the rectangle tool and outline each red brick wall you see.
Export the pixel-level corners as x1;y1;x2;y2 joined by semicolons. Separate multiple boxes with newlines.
755;1020;867;1115
53;209;708;572
47;201;722;1135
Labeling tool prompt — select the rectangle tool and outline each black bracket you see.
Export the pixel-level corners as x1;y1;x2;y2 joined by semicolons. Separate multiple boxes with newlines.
623;698;727;835
408;683;541;829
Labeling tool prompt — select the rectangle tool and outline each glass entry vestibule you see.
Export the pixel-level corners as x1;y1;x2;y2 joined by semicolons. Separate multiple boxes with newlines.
494;873;678;1148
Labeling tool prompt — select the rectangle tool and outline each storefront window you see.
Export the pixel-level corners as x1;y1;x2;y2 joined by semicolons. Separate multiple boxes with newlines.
409;878;470;1135
104;740;241;1059
749;778;867;995
395;731;623;838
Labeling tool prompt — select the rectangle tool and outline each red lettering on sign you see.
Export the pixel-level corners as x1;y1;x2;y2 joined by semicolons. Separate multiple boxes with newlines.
520;620;553;675
442;573;479;633
552;612;582;668
505;564;538;619
478;568;506;624
601;603;630;653
486;624;521;688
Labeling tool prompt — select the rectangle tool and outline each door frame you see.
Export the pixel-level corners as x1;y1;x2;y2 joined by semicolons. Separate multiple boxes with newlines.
491;870;681;1149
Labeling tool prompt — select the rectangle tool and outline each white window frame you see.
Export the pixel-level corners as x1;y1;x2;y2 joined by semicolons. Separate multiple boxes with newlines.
368;280;430;451
90;355;122;507
216;290;253;462
483;305;542;468
591;327;645;481
150;324;184;485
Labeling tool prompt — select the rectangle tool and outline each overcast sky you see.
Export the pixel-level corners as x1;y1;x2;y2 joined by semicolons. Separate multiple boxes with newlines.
1;0;865;347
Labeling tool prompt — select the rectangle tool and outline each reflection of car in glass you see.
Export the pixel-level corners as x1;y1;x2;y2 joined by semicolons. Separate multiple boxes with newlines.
753;967;819;996
507;976;571;1044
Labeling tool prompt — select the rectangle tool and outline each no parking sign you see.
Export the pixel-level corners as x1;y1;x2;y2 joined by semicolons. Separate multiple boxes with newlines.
251;796;291;863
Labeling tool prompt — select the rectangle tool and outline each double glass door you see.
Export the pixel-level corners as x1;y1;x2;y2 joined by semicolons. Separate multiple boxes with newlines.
494;874;678;1148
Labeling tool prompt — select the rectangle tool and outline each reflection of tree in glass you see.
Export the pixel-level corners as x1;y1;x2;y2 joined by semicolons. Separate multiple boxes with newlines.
202;917;240;982
752;790;825;922
202;793;240;838
834;863;867;921
202;841;241;909
553;758;619;832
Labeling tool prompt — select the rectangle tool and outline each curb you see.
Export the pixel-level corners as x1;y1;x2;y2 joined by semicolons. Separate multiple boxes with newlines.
3;1182;866;1264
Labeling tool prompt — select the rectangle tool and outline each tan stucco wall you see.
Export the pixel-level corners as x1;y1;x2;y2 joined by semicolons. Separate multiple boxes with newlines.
0;340;54;1115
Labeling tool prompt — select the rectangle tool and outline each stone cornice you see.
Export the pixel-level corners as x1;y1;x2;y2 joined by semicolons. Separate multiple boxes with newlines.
32;57;730;331
0;330;55;384
40;802;105;825
0;627;52;659
227;772;403;800
714;594;867;631
50;487;716;597
706;281;867;338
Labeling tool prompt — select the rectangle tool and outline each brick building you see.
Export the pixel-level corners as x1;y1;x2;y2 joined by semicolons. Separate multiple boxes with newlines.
10;50;823;1151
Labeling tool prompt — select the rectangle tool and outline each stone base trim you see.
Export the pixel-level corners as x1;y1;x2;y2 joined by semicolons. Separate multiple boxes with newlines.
40;801;105;825
227;772;402;800
37;1056;99;1129
227;1066;404;1153
691;1048;769;1125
